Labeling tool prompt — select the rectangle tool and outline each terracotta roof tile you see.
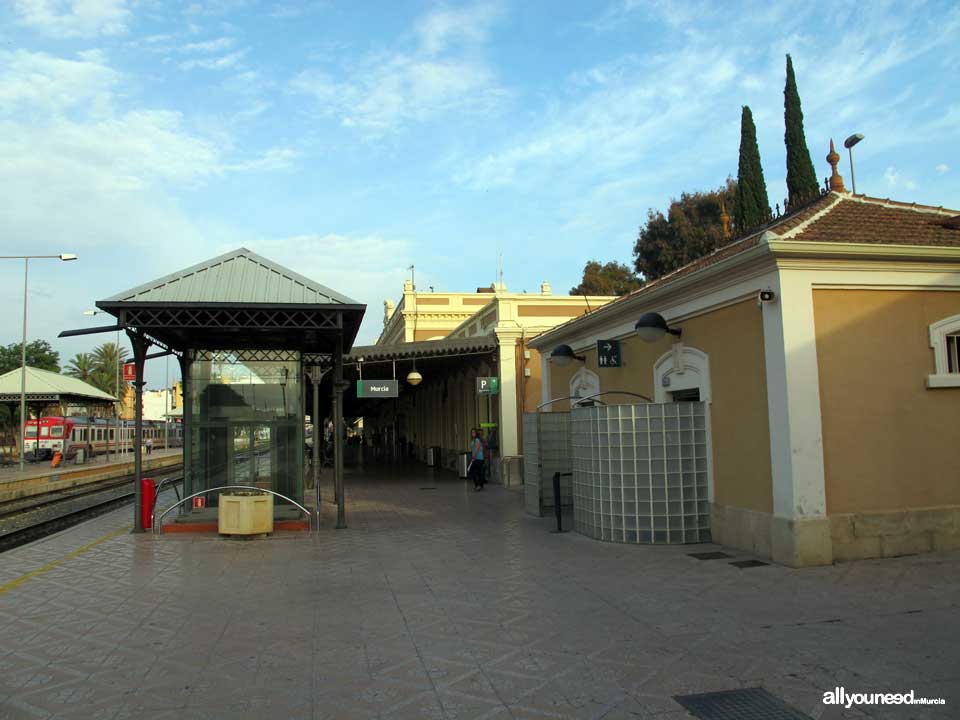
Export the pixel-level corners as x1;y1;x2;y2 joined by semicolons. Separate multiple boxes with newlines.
785;195;960;246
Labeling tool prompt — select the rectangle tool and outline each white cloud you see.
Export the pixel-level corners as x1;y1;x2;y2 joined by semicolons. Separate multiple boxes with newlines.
936;163;950;174
290;3;506;135
0;50;119;118
181;37;236;54
180;49;248;71
14;0;131;38
224;147;300;172
415;3;500;55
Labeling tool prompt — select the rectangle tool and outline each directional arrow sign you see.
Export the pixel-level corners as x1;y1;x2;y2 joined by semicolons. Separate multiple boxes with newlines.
597;339;621;368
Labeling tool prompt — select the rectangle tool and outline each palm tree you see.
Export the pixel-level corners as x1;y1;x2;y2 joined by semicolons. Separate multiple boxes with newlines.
65;353;96;384
89;343;129;396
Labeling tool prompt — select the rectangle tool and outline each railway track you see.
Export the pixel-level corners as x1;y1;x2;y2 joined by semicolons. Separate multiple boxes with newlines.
0;467;183;554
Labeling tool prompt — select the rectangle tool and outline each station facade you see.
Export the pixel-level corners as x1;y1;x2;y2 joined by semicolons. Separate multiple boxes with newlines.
355;281;616;475
530;185;960;567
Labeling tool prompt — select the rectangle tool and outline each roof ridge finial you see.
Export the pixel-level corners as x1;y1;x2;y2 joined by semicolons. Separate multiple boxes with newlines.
720;197;731;240
827;138;845;193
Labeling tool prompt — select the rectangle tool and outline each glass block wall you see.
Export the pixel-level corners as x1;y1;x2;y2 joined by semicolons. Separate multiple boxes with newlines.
522;412;572;517
571;403;710;544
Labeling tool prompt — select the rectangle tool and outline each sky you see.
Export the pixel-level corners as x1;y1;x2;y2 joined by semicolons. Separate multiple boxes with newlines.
2;0;958;390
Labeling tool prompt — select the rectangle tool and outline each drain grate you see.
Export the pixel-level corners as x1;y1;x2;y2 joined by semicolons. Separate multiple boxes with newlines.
674;687;811;719
688;551;733;560
730;559;769;568
419;487;437;490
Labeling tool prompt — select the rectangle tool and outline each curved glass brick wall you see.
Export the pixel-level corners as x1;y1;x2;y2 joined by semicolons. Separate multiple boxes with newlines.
522;412;572;517
571;403;711;544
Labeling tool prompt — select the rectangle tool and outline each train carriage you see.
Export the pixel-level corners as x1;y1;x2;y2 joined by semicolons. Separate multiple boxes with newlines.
23;416;182;461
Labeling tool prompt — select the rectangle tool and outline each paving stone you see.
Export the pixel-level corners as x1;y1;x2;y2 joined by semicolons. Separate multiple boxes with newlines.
0;466;958;719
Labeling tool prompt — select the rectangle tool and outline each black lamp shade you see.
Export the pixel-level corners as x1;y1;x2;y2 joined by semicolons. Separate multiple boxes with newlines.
551;344;577;367
635;312;669;342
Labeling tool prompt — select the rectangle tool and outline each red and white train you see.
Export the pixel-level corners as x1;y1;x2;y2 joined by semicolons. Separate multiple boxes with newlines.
23;416;183;460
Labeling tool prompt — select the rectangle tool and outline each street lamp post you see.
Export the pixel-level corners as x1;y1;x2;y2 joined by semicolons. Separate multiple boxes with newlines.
844;133;864;195
84;309;121;461
0;253;78;472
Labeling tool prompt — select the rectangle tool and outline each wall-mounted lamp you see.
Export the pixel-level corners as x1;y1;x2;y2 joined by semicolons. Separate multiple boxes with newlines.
551;344;585;367
635;312;681;343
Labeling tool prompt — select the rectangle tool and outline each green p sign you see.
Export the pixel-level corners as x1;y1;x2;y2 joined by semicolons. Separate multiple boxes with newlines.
476;377;499;395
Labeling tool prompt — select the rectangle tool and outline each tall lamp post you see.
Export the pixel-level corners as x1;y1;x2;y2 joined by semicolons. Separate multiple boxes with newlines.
0;253;78;472
84;309;121;461
844;133;864;195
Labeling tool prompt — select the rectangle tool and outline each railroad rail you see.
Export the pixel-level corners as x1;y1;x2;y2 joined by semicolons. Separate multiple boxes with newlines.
0;467;182;553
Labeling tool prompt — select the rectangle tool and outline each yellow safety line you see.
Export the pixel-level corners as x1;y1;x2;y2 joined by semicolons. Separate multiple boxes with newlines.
0;525;130;595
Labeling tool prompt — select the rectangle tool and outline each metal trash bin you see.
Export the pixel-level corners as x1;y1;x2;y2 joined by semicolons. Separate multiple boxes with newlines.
458;452;470;478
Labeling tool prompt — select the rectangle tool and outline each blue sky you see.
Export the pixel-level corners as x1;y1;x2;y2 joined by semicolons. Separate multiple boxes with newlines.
2;0;958;389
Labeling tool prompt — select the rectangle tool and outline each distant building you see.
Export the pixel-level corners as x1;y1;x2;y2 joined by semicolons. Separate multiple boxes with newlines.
354;279;617;471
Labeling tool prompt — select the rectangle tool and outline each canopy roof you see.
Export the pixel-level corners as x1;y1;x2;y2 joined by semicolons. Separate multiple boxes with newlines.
345;336;497;363
96;247;366;353
0;366;116;404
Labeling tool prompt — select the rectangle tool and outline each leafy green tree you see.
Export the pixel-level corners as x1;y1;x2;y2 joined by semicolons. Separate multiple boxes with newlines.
633;180;737;281
734;106;770;231
570;260;643;296
65;353;96;384
784;54;820;207
0;340;60;375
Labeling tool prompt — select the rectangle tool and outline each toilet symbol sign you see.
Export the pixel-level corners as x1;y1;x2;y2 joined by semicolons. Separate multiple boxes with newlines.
597;340;621;368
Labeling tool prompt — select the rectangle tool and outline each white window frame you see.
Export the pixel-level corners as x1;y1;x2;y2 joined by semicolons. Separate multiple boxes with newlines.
927;313;960;388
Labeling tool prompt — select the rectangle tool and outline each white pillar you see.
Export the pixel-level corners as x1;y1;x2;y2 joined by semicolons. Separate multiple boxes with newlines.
762;268;832;566
540;352;552;411
495;330;521;457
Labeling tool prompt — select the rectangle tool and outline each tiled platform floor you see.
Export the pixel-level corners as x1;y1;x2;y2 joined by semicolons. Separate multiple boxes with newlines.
1;463;957;719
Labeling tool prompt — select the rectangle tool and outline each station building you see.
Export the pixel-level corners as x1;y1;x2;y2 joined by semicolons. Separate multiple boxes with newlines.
350;281;616;475
529;173;960;566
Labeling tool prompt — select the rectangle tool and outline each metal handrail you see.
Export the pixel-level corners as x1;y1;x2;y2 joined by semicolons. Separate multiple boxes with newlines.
535;390;653;411
151;476;182;514
153;485;315;535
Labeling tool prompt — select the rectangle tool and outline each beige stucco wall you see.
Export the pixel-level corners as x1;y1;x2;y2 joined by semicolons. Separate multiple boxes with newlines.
542;299;773;515
814;289;960;514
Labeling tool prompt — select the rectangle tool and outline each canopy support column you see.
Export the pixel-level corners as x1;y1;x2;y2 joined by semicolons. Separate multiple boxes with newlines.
177;350;193;500
127;330;152;533
334;334;347;529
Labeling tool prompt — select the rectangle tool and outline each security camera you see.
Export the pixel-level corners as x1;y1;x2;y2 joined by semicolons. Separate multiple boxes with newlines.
758;289;776;305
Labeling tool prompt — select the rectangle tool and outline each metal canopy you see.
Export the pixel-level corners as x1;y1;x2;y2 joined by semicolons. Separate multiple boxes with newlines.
0;366;116;404
345;336;497;364
96;248;366;353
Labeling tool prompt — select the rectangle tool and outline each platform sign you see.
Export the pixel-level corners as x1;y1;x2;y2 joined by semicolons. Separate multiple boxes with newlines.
597;340;622;368
476;377;499;395
356;379;399;398
123;362;136;382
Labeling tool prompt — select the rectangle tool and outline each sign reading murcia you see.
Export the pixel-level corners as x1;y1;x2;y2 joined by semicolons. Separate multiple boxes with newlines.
356;379;399;398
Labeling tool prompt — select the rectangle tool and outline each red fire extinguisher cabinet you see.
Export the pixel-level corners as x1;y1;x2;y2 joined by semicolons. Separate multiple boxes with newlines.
141;478;156;530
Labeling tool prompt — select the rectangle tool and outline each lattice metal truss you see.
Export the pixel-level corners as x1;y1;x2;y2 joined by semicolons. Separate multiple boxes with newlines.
121;307;343;331
195;349;302;364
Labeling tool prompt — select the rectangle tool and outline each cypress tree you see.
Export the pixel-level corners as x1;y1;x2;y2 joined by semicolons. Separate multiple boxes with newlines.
783;54;820;207
734;106;770;231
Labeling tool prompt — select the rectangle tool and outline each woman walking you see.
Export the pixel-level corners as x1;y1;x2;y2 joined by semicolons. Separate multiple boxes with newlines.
469;428;485;491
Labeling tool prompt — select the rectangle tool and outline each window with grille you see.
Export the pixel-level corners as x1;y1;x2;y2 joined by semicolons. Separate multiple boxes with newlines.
928;315;960;388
